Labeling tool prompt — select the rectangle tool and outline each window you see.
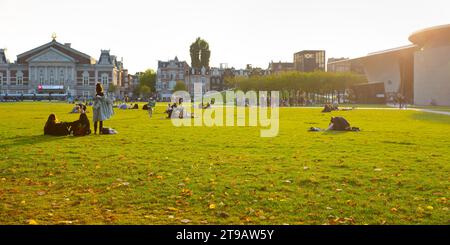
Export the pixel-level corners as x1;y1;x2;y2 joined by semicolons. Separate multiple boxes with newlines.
0;73;3;85
39;69;44;84
83;71;89;86
59;69;65;84
83;76;89;86
16;71;23;86
101;74;109;85
49;70;54;85
82;91;89;97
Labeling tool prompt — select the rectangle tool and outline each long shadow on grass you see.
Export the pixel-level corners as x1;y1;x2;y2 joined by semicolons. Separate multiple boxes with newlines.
320;131;351;135
0;135;66;148
410;111;450;124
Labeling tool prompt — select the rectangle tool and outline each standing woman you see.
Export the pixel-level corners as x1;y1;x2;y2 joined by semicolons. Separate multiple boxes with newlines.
93;83;114;134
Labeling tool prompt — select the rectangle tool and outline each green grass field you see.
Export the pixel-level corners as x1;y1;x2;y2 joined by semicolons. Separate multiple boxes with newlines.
0;102;449;225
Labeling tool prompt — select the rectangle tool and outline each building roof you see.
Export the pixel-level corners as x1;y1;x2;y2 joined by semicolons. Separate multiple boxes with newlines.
17;39;94;62
327;44;417;66
294;50;325;55
409;23;450;45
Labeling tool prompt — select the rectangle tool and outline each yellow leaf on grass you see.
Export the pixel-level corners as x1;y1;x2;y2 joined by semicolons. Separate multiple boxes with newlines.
28;219;38;225
209;204;216;209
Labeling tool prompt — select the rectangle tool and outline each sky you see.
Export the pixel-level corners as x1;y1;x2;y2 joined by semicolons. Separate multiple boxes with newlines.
1;0;449;73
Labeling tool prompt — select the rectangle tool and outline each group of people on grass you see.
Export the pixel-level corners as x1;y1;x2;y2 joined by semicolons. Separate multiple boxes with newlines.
165;98;196;119
44;83;114;136
45;87;360;136
117;103;139;110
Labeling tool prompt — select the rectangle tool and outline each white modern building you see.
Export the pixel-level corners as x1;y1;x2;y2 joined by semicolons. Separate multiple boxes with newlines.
327;24;450;106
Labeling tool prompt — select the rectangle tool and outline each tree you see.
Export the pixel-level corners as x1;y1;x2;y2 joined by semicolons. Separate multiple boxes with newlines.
174;80;187;92
107;84;117;93
138;69;157;93
140;85;151;97
232;71;367;104
190;37;210;69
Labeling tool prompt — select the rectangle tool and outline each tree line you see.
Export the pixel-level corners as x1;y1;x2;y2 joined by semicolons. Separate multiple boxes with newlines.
226;71;368;105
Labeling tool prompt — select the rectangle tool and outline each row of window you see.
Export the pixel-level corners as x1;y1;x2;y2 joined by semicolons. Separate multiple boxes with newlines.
82;75;109;85
0;76;108;86
159;74;185;80
0;74;24;85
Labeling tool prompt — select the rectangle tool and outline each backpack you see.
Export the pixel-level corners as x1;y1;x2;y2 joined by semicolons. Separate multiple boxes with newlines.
101;127;118;135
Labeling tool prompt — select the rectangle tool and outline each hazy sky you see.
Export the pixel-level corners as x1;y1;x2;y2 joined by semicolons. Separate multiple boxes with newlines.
1;0;449;73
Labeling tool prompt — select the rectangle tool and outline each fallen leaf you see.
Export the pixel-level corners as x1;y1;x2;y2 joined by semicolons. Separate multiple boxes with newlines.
36;190;46;196
27;219;38;225
209;204;216;209
57;220;74;225
216;211;230;218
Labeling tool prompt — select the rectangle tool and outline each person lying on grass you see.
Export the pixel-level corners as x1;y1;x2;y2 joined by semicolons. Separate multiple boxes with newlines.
44;114;70;136
309;116;360;132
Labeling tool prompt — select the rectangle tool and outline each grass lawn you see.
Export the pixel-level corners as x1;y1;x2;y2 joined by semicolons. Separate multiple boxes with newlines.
410;105;450;112
0;102;449;225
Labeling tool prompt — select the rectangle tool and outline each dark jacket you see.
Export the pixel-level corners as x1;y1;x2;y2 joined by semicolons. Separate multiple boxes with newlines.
331;117;351;131
69;120;91;136
44;122;70;136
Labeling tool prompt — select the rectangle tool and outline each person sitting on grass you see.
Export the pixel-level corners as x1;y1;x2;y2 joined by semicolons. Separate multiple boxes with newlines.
130;103;138;109
203;102;211;109
326;116;359;131
166;103;178;118
70;104;81;113
322;103;333;113
69;113;91;136
44;114;70;136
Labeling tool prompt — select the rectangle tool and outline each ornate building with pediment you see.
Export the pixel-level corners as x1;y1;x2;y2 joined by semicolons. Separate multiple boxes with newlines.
0;38;136;99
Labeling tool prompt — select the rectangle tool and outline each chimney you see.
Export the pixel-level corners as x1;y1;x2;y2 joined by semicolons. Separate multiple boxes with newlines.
64;43;71;48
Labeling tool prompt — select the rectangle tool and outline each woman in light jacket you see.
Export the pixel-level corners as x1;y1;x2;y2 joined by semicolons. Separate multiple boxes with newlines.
93;83;114;134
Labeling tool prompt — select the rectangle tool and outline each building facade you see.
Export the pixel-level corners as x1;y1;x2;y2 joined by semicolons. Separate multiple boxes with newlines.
409;24;450;106
294;50;326;72
156;57;190;101
0;38;131;99
268;61;295;74
210;67;226;91
340;23;450;106
185;67;211;99
327;57;365;74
